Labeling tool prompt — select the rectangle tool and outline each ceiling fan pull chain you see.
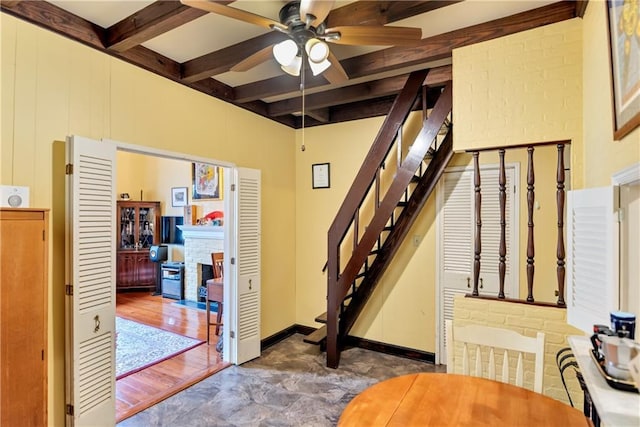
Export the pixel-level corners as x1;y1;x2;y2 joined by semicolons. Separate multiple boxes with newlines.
301;58;306;152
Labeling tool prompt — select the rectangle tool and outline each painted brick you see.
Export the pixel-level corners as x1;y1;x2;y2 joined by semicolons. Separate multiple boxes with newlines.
505;315;545;329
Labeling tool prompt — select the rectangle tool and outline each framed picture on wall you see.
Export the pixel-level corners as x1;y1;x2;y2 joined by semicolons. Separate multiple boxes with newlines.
607;0;640;140
192;163;223;200
171;187;188;207
312;163;330;189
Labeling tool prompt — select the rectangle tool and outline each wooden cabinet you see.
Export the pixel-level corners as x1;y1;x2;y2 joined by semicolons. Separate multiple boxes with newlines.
0;208;48;426
116;201;160;290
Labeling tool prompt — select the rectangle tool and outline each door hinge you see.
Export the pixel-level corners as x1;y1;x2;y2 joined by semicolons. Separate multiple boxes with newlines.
43;230;46;241
65;284;73;296
230;257;236;265
617;208;625;222
230;331;235;338
42;349;45;360
231;184;236;191
66;404;74;416
65;164;73;175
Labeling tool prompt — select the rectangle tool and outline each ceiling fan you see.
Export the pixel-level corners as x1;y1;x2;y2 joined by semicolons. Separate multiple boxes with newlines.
181;0;423;84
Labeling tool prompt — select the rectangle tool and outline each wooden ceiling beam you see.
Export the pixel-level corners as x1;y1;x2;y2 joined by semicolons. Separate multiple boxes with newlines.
106;1;215;52
305;108;330;123
233;1;577;103
268;65;451;116
1;0;106;48
181;31;288;82
325;1;462;26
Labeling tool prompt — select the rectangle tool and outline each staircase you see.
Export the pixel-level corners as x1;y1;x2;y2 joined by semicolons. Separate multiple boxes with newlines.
303;70;454;368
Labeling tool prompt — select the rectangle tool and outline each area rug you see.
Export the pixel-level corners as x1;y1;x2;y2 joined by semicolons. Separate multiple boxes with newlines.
116;317;205;380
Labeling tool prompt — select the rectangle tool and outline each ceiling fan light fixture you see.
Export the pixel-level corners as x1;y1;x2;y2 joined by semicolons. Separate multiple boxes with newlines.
305;38;329;63
273;39;299;67
309;58;331;76
280;55;302;76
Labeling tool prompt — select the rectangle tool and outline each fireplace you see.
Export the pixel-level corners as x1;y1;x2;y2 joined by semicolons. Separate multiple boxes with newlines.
178;225;224;300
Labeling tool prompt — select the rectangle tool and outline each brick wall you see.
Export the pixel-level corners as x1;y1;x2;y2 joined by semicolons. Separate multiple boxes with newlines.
452;18;582;152
452;295;586;407
184;236;224;300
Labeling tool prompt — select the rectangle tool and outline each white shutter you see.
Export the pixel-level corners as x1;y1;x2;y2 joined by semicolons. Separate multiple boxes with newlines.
233;167;261;364
65;135;116;426
566;186;617;334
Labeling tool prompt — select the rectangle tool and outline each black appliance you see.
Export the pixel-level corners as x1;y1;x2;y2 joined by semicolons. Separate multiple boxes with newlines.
161;216;184;245
161;262;185;300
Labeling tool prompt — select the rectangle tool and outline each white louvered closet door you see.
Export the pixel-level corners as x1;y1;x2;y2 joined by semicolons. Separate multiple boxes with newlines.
65;135;117;426
233;167;261;364
437;165;518;363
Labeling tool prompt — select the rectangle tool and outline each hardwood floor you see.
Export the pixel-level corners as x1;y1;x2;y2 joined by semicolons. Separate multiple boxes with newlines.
116;292;230;422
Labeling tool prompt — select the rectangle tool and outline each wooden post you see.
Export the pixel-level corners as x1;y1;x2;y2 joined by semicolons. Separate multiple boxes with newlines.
498;149;506;299
526;147;535;302
556;144;566;306
473;152;481;297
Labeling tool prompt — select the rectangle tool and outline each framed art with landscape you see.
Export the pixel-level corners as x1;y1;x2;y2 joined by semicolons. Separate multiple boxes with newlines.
171;187;188;207
192;163;223;200
607;0;640;139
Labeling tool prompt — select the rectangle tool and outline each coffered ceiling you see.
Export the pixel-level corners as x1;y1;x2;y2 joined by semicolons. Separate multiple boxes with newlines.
1;1;586;128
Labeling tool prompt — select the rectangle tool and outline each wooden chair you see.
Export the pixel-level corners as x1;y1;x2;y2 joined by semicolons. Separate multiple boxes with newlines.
445;319;545;393
206;252;224;344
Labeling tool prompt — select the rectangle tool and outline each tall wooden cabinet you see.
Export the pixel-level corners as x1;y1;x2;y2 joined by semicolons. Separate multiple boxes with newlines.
0;208;48;426
116;201;160;290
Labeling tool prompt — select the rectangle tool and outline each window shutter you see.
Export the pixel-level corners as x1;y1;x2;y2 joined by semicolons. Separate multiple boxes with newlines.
566;186;617;334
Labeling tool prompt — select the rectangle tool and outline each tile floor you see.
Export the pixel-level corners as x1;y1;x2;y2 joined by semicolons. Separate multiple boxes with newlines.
118;334;445;426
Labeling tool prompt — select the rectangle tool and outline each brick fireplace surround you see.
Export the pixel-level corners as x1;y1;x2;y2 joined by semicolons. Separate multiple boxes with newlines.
178;225;224;300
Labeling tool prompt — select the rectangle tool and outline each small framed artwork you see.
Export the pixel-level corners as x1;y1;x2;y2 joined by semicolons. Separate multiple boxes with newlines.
312;163;330;189
192;163;223;200
171;187;188;207
607;0;640;140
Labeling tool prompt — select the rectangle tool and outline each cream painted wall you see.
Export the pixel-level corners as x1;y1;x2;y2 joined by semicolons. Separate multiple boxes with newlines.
582;0;639;187
1;15;295;426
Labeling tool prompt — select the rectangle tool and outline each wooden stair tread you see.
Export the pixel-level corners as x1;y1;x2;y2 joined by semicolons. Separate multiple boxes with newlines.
315;312;327;324
303;325;327;345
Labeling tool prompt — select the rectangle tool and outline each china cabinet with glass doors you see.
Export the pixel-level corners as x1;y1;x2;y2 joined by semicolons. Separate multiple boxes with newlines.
116;201;160;290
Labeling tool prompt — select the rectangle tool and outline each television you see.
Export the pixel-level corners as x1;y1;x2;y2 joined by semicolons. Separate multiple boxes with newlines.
161;216;184;245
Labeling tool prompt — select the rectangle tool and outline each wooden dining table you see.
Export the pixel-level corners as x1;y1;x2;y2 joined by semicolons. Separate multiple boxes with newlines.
338;373;590;426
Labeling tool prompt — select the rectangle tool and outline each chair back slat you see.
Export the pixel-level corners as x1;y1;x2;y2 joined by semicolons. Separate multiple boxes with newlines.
515;353;524;387
488;348;496;380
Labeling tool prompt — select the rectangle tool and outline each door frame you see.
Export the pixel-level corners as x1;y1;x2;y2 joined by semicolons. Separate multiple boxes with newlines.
104;138;237;362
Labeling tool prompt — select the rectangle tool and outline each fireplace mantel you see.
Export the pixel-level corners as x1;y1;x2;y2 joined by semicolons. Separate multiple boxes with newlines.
178;225;224;240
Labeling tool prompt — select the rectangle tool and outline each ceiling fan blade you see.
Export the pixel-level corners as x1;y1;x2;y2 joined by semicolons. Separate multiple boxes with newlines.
300;0;335;28
230;46;274;72
322;50;348;84
181;0;287;31
325;26;422;46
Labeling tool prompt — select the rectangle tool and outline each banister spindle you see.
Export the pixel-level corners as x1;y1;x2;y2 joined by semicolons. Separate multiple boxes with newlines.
498;149;506;299
353;208;359;253
526;147;535;302
556;144;566;306
473;152;481;297
397;127;402;170
375;167;381;209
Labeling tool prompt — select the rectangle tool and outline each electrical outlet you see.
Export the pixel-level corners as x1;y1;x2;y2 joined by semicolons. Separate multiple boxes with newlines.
412;235;421;247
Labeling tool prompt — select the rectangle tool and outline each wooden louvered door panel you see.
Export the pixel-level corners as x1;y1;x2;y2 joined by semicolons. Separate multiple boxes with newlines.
234;167;261;364
65;136;116;426
0;209;48;427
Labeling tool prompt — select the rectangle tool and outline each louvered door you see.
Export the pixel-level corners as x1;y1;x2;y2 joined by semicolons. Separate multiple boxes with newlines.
566;186;617;334
233;167;261;364
437;165;519;363
65;135;116;426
